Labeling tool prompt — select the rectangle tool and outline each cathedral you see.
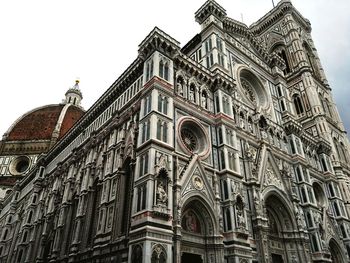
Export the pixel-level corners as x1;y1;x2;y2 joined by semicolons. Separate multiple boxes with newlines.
0;0;350;262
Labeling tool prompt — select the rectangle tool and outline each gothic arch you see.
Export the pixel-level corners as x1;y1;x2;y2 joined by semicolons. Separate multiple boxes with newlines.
328;238;346;263
181;196;217;235
262;191;302;262
180;196;222;262
151;244;167;263
263;190;297;231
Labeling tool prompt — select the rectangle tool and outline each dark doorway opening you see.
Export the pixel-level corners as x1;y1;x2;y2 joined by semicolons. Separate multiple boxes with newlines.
181;252;203;263
272;253;284;263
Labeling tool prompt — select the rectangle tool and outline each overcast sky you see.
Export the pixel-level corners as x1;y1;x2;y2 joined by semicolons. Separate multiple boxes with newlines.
0;0;349;138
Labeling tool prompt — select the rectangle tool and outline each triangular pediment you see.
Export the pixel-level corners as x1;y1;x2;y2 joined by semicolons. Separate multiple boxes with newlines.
258;149;286;192
180;155;216;206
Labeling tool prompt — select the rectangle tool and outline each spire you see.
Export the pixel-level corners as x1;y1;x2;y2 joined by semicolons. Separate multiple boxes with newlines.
64;79;83;107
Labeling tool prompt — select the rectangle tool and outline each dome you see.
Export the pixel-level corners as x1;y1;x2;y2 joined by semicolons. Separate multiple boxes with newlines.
5;104;84;142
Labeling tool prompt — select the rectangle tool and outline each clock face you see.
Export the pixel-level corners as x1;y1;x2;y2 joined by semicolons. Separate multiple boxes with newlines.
192;176;203;190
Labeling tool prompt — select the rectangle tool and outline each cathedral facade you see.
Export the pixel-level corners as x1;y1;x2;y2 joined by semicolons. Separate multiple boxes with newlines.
1;1;350;262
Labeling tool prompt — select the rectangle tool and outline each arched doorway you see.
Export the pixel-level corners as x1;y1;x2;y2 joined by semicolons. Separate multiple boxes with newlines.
265;194;298;263
329;239;344;263
180;198;218;263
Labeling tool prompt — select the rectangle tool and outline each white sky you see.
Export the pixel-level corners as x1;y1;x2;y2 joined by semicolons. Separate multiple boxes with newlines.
0;0;349;138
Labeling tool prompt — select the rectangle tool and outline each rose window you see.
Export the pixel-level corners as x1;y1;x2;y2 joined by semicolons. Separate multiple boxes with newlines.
181;128;198;152
241;79;257;104
236;66;270;110
177;117;211;158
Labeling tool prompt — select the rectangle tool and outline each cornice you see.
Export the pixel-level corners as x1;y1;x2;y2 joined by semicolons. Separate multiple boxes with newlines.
138;27;180;60
250;0;311;35
174;53;235;92
195;0;227;25
44;58;143;164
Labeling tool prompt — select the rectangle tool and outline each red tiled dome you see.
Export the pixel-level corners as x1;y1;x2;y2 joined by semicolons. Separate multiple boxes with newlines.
6;104;84;141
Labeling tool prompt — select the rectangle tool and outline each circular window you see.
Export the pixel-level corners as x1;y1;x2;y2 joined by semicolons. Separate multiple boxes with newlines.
177;117;210;158
9;156;30;175
235;65;270;110
181;128;198;152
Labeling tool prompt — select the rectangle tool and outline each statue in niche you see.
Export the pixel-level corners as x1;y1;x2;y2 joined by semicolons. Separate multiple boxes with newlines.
236;196;246;229
156;181;167;206
201;91;207;109
189;85;195;102
245;142;256;161
239;114;245;129
237;209;246;228
177;81;184;96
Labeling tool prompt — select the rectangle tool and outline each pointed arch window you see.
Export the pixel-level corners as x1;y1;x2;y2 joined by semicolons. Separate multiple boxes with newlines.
157;94;168;115
2;229;8;241
156;119;168;143
223;207;232;231
159;60;169;81
131;245;143;263
151;246;166;263
279;49;291;74
146;59;154;81
293;94;304;115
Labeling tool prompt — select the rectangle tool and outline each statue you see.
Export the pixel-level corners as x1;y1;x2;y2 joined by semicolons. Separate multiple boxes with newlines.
156;181;167;205
237;210;246;228
177;82;183;96
201;92;207;108
189;86;195;102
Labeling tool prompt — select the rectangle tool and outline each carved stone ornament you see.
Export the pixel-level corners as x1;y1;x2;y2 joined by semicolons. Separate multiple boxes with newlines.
241;79;257;104
263;165;283;189
192;176;204;190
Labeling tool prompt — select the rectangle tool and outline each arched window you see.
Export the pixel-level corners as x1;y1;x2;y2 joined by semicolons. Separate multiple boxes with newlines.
304;43;321;79
310;234;320;252
218;127;223;144
159;60;164;77
221;180;228;200
164;63;169;81
220;150;226;170
151;246;166;263
306;211;313;227
22;231;28;243
159;60;169;81
325;98;333;118
2;229;8;241
293;94;304;115
278;49;291;74
224;208;232;231
340;142;349;163
146;59;154;81
131;245;143;263
156;120;162;140
27;210;33;224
